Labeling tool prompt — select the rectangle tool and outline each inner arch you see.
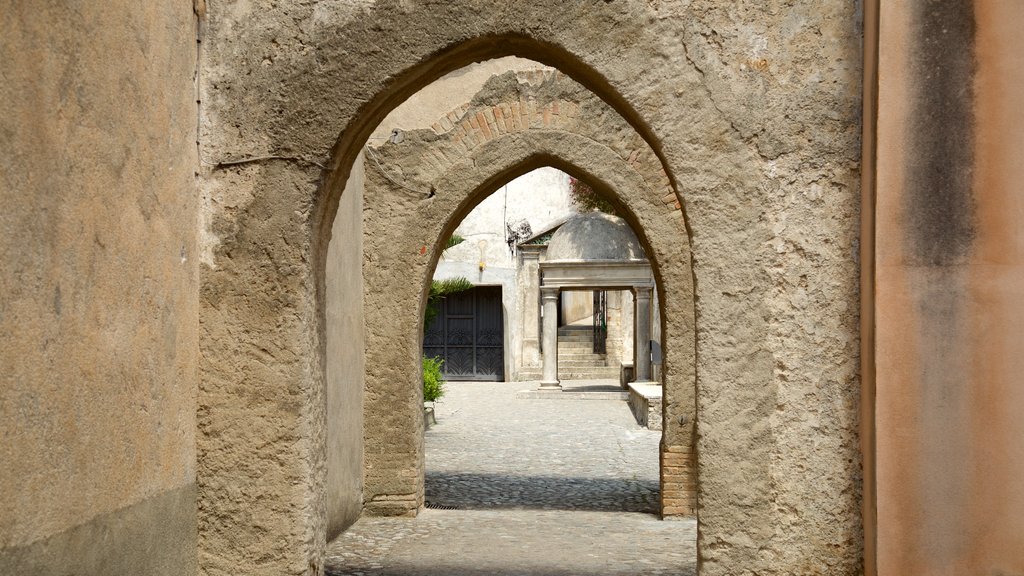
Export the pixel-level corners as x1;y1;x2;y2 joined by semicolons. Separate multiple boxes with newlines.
355;128;695;524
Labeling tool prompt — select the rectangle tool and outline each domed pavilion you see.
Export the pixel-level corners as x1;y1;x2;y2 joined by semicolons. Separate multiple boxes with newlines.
519;212;655;390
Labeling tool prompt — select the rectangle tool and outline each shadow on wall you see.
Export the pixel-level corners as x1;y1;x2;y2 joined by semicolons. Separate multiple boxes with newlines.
425;471;659;514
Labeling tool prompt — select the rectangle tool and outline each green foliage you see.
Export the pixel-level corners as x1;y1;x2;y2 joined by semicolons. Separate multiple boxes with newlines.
445;233;466;250
425;277;474;329
422;355;446;402
421;234;470;404
569;176;617;215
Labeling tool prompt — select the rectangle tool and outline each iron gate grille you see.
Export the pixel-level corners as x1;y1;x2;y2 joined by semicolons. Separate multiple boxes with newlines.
593;290;608;354
423;286;504;381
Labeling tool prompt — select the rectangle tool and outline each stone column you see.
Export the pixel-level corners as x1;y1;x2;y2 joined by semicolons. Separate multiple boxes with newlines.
633;285;653;382
539;285;561;390
519;250;542;368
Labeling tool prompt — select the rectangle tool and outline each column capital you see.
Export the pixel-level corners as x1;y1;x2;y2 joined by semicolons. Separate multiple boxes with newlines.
540;285;560;300
633;284;654;299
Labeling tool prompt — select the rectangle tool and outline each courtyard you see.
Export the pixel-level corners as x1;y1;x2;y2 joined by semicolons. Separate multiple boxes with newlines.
325;381;696;575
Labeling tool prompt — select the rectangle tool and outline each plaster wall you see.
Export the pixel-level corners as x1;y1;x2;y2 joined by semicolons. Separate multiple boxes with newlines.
197;1;863;573
325;153;366;539
439;167;574;270
561;290;593;325
0;3;198;574
873;2;1024;574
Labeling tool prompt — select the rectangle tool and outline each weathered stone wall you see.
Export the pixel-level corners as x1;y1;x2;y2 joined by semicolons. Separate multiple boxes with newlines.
198;1;862;574
872;2;1024;574
0;3;198;575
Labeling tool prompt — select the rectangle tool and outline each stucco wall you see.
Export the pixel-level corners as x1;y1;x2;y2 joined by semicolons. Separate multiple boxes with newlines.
439;167;574;271
325;153;366;538
873;2;1024;574
372;57;545;143
561;290;593;325
0;3;198;575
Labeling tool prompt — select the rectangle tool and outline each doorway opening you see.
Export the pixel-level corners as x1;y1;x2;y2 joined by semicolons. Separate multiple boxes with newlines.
419;168;665;516
424;285;505;381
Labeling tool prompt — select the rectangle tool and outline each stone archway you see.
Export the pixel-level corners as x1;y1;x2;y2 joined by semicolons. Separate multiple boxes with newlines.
361;105;697;519
199;3;864;573
199;45;707;574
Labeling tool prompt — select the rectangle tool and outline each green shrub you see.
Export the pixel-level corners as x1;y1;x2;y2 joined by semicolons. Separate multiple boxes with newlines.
422;355;446;402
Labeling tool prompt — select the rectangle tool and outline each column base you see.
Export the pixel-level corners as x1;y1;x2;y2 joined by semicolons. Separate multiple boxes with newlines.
538;380;562;391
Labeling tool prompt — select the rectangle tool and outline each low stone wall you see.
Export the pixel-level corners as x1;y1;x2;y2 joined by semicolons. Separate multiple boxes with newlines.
620;362;634;389
424;405;437;429
627;382;662;431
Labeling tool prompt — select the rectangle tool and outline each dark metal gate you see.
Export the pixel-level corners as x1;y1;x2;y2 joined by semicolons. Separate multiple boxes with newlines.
593;290;608;354
423;286;505;381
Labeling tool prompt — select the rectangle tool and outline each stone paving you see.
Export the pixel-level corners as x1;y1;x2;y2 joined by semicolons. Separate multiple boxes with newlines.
325;380;697;575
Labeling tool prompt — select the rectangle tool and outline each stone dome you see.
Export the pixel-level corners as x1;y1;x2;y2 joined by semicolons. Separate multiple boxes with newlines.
544;212;646;262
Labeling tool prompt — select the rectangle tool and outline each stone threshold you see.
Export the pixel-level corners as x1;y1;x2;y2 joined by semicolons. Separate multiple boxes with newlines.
516;389;630;400
515;379;628;400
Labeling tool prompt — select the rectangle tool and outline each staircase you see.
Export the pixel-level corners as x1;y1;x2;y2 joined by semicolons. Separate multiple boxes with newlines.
519;325;620;380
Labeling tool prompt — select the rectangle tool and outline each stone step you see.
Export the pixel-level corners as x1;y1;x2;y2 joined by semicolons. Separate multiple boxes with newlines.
561;358;606;366
557;336;595;343
557;352;607;360
556;341;598;349
519;368;621;380
556;353;605;360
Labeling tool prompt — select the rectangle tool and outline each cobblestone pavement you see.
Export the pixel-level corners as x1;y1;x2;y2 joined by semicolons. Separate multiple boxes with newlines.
326;381;697;575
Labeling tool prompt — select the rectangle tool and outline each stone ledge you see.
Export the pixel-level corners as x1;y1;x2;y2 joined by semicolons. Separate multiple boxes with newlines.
424;404;437;429
627;381;662;430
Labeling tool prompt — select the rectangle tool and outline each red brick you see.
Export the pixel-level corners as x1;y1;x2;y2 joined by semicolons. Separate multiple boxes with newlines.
475;111;492;139
493;106;507;132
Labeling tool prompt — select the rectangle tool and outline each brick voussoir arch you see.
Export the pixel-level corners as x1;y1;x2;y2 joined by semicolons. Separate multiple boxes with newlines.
362;123;696;518
378;70;683;218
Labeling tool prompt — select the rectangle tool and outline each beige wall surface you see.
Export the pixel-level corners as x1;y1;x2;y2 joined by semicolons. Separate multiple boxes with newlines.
0;3;198;574
325;152;366;538
874;2;1024;574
